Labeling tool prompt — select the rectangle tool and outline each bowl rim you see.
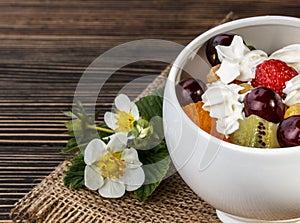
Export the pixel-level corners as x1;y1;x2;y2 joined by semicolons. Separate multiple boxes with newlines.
167;15;300;155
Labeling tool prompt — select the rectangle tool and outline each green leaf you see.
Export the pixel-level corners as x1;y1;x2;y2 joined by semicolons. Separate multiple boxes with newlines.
94;110;101;120
61;145;79;154
63;111;78;119
61;138;79;154
247;45;256;50
64;120;74;134
135;95;163;120
151;87;164;97
132;93;169;201
134;143;170;201
63;153;85;189
63;103;100;149
61;139;88;154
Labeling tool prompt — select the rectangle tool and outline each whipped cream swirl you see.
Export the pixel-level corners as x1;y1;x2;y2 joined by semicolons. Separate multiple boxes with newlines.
216;35;267;84
283;75;300;106
270;44;300;72
201;81;244;136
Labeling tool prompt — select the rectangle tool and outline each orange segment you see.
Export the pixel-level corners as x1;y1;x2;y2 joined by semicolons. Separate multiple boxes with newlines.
284;103;300;119
182;101;229;142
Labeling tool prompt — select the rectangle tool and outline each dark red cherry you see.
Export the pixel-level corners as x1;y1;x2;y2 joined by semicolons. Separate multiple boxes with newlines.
206;34;234;66
176;78;206;106
243;87;285;123
277;115;300;147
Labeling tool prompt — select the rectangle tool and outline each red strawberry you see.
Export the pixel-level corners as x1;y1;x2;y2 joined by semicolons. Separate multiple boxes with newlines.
251;59;298;98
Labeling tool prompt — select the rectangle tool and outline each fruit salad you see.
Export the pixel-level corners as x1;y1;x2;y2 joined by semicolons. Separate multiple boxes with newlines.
176;34;300;148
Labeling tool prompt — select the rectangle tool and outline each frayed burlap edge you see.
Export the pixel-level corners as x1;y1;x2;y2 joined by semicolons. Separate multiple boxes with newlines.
11;12;236;223
11;160;221;223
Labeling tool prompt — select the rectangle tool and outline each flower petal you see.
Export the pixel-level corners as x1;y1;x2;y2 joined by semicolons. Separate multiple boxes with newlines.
130;102;140;120
122;148;142;168
98;179;126;198
122;167;145;191
84;138;107;165
104;111;118;130
84;165;104;190
107;132;127;152
115;94;131;113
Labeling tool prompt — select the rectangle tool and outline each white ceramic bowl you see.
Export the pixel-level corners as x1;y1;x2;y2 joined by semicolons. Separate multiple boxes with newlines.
163;16;300;223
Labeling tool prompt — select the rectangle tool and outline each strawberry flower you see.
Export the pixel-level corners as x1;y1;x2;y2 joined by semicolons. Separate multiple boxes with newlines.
104;94;140;136
84;133;145;198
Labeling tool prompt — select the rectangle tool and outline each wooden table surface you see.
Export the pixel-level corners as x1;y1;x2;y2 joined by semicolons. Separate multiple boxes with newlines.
1;1;300;222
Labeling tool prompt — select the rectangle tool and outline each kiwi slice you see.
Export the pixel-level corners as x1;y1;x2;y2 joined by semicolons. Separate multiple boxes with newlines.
230;115;279;148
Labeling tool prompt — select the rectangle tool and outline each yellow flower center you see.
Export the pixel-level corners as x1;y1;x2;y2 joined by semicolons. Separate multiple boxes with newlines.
115;110;134;132
97;151;125;179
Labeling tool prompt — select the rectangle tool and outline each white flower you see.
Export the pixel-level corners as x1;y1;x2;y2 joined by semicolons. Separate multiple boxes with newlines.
216;35;267;84
104;94;139;134
84;133;145;198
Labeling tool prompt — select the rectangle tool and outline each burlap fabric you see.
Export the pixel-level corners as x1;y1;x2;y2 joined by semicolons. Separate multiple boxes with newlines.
11;12;236;223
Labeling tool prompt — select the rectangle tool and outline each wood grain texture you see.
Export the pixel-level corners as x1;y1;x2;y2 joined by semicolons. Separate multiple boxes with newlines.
1;0;300;221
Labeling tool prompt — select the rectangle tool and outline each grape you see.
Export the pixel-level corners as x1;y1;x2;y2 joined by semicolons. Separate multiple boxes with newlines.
243;87;285;123
277;115;300;147
205;34;234;66
176;78;206;106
